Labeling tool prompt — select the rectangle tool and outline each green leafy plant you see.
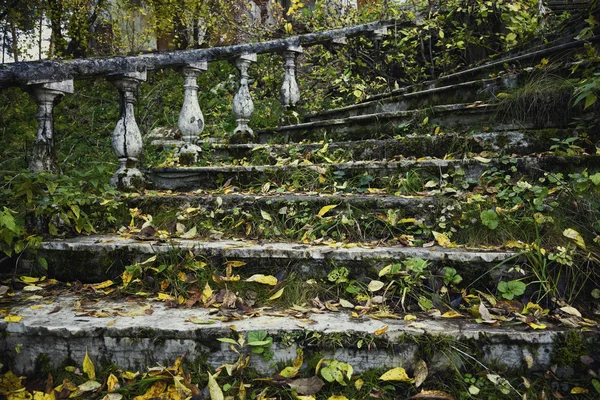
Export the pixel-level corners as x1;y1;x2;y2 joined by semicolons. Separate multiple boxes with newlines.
480;209;499;230
247;331;274;361
497;280;527;300
319;359;353;386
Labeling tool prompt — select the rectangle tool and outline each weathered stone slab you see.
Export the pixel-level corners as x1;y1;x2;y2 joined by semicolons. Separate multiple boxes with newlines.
147;155;600;191
1;294;588;376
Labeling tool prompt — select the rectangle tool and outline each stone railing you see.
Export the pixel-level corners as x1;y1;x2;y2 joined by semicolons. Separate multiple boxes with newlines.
0;20;398;190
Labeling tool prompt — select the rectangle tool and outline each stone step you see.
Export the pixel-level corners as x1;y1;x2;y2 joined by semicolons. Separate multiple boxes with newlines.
2;293;590;377
32;235;517;282
196;129;591;165
147;155;600;191
256;103;573;143
129;192;437;217
303;77;505;123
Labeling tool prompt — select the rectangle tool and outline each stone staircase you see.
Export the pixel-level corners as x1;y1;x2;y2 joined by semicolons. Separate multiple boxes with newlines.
1;12;600;400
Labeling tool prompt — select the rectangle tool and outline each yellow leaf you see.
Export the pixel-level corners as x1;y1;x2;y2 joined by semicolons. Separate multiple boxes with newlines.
107;374;119;391
403;314;417;321
133;381;166;400
201;283;213;303
279;349;303;378
441;311;464;319
374;325;388;336
92;280;114;290
121;271;134;287
83;349;96;381
284;22;293;34
32;391;56;400
571;387;589;394
368;280;385;292
181;226;197;239
563;228;586;249
4;314;23;322
122;371;139;380
328;396;348;400
269;288;285;300
224;261;246;268
19;276;45;283
260;210;273;222
317;204;337;217
245;274;278;286
379;367;414;382
432;231;452;248
527;322;546;330
295;396;315;400
354;379;364;390
158;292;175;301
207;373;224;400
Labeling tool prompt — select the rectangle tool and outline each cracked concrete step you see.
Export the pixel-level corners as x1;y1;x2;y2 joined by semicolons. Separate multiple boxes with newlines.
198;129;592;164
147;155;600;191
32;235;518;282
128;192;438;218
255;103;575;143
2;294;594;377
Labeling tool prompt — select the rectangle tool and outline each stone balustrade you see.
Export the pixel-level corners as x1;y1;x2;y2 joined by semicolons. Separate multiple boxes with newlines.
0;20;396;190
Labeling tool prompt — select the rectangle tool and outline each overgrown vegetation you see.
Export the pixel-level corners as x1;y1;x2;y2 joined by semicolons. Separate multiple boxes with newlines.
1;1;600;397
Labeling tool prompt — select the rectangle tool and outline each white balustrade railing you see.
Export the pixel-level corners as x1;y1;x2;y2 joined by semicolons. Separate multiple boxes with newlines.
0;20;395;190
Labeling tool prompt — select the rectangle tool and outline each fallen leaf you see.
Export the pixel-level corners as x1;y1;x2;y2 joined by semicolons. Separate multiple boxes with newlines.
4;314;23;322
339;299;354;308
563;228;586;249
432;231;452;248
287;376;325;395
318;205;337;217
368;280;385;292
207;372;224;400
374;325;388;336
269;288;285;300
379;367;414;382
570;387;589;394
414;360;428;388
92;280;114;290
107;374;119;391
260;210;273;222
83;349;96;381
441;311;464;319
245;274;278;286
409;390;456;399
560;306;582;318
78;380;101;392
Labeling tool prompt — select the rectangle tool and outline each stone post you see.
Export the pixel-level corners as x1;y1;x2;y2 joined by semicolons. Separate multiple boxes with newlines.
280;46;302;111
177;61;207;165
232;53;257;138
108;70;146;190
28;80;74;173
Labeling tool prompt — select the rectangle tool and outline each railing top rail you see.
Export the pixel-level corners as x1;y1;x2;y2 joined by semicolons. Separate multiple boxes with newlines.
0;19;403;87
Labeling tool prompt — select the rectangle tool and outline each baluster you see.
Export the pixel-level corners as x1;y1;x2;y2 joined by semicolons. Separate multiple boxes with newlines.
28;80;74;172
108;70;146;190
232;53;257;138
177;61;207;165
372;27;388;41
280;45;302;111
